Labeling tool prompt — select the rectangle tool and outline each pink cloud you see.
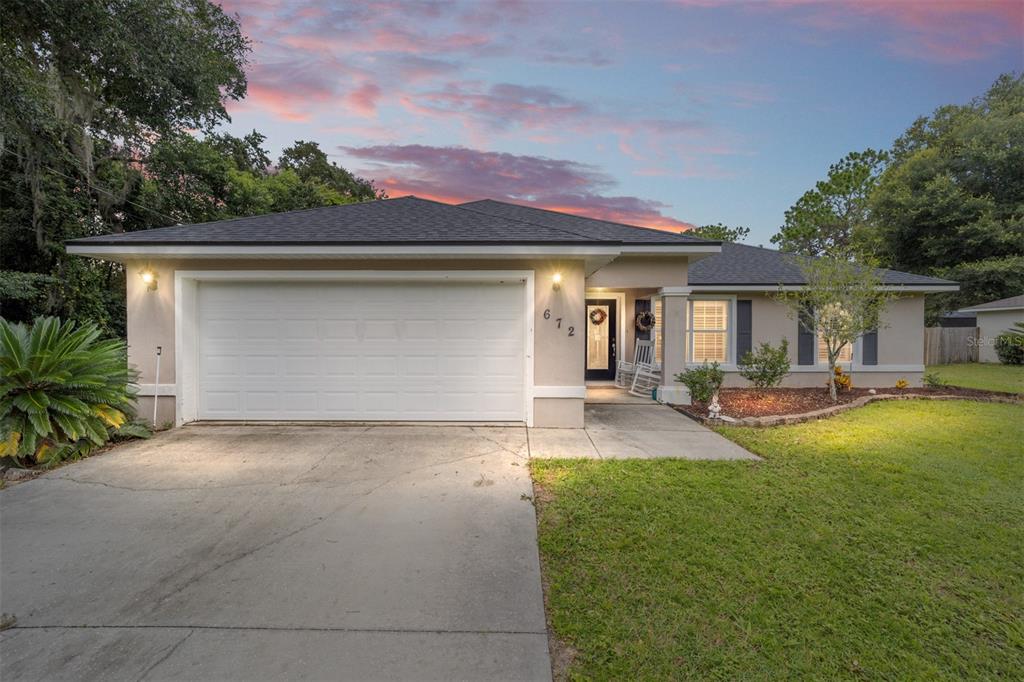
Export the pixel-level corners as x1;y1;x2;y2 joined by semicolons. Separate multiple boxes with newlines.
341;144;695;231
402;82;592;130
746;0;1023;63
347;82;383;117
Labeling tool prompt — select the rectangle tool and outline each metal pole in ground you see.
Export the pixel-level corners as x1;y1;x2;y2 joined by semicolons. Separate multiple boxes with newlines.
153;346;162;427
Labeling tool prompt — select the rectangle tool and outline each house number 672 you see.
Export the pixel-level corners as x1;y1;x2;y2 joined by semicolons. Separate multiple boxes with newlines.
543;309;575;337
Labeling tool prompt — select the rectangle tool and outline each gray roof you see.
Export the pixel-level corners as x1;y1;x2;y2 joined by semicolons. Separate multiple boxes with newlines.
960;294;1024;312
65;195;958;288
66;196;718;247
458;199;710;244
686;242;957;287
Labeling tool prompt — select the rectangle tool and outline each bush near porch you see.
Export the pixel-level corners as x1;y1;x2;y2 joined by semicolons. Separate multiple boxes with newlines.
532;400;1024;680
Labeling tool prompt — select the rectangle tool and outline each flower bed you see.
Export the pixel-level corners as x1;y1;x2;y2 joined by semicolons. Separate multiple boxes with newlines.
674;386;1020;426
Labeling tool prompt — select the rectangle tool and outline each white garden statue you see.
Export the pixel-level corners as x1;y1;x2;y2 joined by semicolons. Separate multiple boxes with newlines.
708;392;722;419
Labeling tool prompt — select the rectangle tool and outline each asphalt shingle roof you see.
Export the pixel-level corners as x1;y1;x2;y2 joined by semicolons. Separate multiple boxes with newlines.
66;196;717;246
686;242;957;287
458;199;710;244
65;195;957;288
960;294;1024;311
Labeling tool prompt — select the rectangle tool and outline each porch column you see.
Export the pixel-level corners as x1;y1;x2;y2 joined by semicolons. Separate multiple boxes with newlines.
657;287;691;404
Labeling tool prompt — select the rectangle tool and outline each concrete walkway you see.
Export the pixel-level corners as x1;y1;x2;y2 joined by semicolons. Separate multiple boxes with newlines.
0;425;551;681
529;388;759;460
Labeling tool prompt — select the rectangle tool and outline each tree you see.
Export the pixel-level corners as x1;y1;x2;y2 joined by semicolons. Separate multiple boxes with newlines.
771;149;888;257
869;73;1024;316
689;223;750;242
1;0;250;337
774;253;893;402
279;141;381;202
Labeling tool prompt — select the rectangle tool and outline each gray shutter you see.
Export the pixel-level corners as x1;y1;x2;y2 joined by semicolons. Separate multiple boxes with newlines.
798;304;815;366
862;329;878;365
635;299;651;341
736;300;752;362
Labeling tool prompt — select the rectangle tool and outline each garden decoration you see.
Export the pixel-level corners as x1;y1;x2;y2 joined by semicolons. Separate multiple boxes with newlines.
635;310;656;331
707;391;722;419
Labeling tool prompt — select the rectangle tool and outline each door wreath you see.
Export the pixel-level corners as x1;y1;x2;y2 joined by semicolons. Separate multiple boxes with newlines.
635;310;656;331
589;308;608;325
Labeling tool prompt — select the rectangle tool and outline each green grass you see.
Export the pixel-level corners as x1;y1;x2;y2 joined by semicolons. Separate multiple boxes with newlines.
532;400;1024;680
926;363;1024;394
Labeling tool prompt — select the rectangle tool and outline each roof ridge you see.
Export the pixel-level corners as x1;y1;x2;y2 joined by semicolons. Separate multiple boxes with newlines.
455;200;609;243
462;198;709;242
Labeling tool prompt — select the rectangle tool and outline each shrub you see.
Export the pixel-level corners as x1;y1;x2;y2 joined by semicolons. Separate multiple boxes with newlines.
738;339;791;389
674;362;725;403
994;322;1024;365
895;378;909;390
831;365;852;391
922;371;947;388
0;317;149;467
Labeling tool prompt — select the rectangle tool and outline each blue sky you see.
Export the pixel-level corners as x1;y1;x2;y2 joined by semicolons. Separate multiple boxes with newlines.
216;0;1023;244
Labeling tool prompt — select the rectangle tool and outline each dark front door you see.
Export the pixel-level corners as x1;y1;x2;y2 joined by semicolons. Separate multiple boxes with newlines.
585;299;617;381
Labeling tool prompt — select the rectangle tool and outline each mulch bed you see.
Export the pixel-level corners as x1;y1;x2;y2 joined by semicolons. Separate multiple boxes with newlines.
675;386;1020;424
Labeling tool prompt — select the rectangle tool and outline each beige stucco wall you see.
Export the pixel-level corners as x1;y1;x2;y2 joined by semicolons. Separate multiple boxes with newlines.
586;257;688;289
126;256;685;428
693;292;927;389
977;309;1023;363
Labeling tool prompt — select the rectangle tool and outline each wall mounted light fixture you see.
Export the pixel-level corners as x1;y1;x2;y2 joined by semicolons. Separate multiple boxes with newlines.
552;272;562;291
140;269;158;291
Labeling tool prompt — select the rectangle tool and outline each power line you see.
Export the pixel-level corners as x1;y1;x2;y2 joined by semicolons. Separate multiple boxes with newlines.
0;145;181;225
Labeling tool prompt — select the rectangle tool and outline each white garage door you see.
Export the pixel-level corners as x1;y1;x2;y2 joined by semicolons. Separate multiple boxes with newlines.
196;280;526;421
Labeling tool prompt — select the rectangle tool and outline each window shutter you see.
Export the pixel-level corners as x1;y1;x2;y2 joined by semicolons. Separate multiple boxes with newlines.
736;300;752;362
798;304;815;366
862;329;878;365
635;299;651;341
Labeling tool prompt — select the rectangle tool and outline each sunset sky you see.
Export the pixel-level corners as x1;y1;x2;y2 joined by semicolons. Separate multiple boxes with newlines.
216;0;1023;244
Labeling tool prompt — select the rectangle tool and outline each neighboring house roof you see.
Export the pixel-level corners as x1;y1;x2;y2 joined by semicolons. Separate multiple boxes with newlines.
959;294;1024;313
685;241;957;288
65;196;718;247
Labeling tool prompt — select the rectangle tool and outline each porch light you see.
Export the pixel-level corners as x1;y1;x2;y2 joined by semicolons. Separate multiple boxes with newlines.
552;272;562;290
140;269;158;291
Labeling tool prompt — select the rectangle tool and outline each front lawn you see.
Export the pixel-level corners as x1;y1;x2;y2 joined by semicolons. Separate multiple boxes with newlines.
532;400;1024;680
927;362;1024;394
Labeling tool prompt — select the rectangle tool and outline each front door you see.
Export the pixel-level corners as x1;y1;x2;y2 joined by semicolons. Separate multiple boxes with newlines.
585;299;617;381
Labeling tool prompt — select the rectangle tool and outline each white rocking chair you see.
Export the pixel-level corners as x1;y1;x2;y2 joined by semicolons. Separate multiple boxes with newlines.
616;340;654;388
629;360;661;398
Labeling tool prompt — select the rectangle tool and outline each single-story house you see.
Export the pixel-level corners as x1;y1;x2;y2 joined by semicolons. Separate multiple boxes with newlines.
958;294;1024;363
66;197;957;428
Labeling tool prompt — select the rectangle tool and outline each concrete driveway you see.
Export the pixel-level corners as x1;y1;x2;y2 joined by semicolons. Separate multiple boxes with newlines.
0;425;550;681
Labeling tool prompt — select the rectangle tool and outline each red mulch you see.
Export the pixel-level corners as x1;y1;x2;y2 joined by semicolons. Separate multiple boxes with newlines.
675;386;1016;420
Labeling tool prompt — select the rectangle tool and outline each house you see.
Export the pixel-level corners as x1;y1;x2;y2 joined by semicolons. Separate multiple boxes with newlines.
66;197;957;428
958;294;1024;363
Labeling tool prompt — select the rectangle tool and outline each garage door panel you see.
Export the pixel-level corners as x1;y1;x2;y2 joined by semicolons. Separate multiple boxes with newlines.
197;280;525;421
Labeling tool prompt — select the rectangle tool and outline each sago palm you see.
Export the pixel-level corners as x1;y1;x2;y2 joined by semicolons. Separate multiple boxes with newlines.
0;317;147;466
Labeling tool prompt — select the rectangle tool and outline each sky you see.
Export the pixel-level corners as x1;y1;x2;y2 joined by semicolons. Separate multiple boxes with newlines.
215;0;1023;245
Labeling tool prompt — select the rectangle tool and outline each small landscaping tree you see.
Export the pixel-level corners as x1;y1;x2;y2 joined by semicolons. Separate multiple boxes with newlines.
738;339;791;389
775;253;894;402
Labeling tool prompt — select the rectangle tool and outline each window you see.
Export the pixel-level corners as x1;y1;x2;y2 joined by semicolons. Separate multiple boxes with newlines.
815;303;853;364
652;297;663;363
818;335;853;364
690;300;729;363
